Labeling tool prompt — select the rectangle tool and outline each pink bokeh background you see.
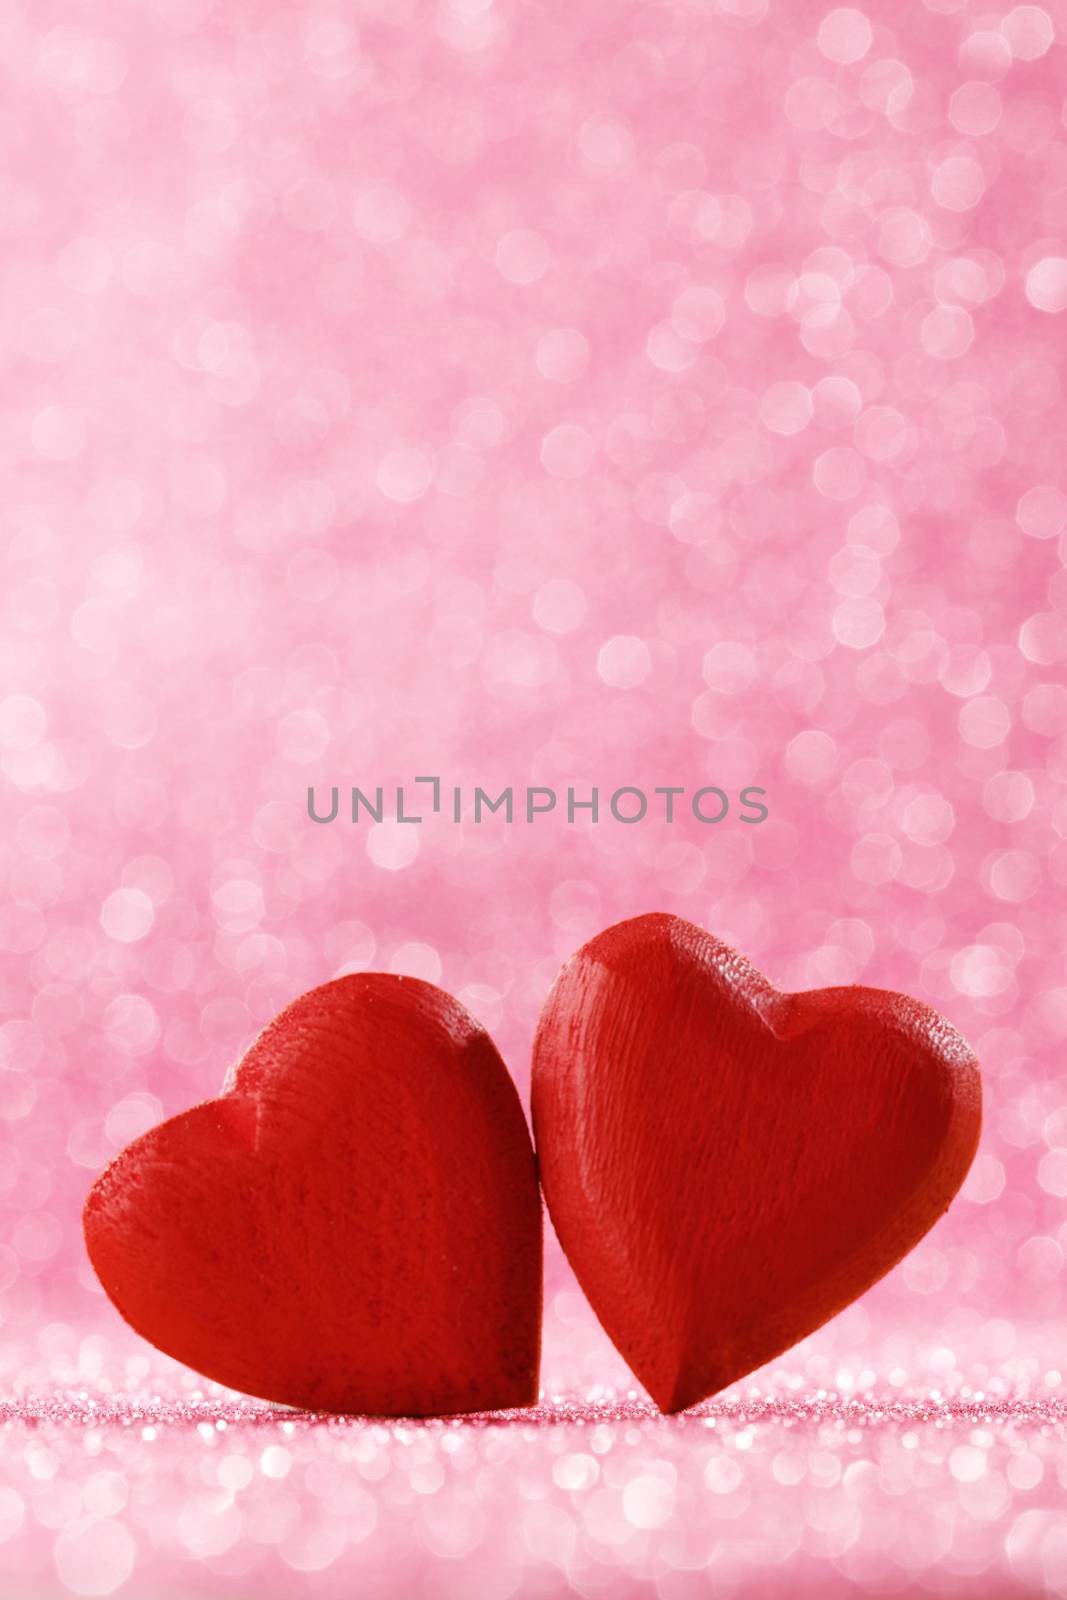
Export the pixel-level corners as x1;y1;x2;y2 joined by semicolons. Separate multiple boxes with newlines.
3;0;1067;1592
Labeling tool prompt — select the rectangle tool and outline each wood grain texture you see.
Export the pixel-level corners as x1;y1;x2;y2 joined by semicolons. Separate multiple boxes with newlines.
531;913;982;1414
84;974;542;1416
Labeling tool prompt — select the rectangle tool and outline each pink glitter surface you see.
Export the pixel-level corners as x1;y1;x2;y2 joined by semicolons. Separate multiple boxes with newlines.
2;0;1067;1592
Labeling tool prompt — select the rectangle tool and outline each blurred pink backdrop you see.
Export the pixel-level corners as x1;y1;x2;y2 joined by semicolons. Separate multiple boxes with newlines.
2;0;1067;1593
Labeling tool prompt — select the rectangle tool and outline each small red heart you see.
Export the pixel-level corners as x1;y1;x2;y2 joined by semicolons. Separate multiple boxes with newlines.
84;975;542;1415
531;913;982;1413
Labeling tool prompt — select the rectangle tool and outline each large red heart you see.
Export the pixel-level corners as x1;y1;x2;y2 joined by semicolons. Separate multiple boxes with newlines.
531;913;982;1413
84;974;542;1415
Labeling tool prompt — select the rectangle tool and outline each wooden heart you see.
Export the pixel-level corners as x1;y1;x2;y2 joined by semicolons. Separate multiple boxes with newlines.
84;974;542;1415
531;913;981;1412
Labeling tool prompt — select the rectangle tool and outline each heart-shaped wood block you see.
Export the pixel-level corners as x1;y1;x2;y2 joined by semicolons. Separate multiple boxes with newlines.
531;913;982;1413
84;974;542;1415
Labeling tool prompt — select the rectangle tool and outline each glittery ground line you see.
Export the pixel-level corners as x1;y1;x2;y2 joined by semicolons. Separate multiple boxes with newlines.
4;1369;1067;1597
4;1391;1067;1430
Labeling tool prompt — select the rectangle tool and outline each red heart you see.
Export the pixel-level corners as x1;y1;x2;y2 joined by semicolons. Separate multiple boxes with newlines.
531;913;982;1413
84;975;542;1415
